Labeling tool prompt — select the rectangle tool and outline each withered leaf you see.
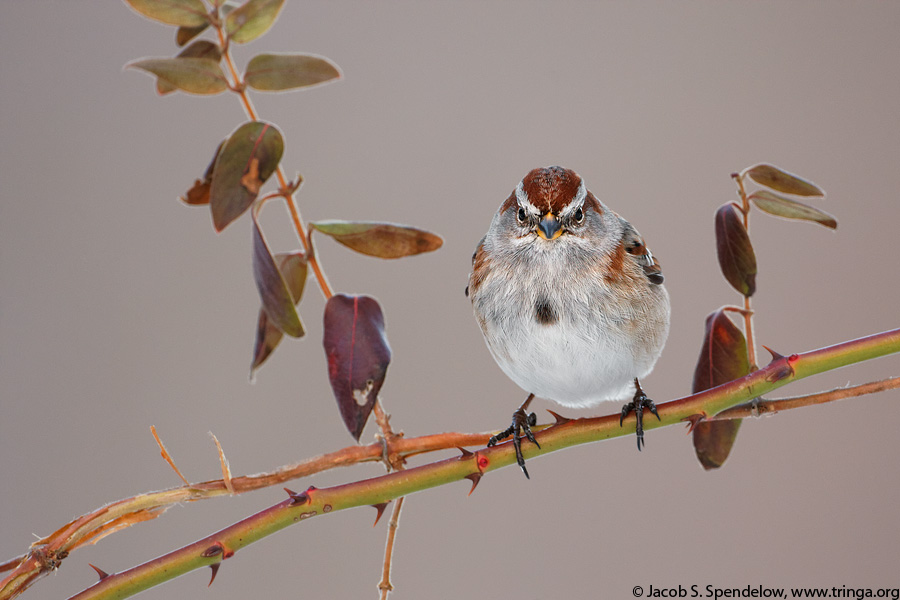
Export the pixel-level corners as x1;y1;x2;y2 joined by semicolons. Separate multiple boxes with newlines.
745;164;824;197
251;252;308;375
180;140;225;206
311;221;443;259
123;0;209;27
209;121;284;232
322;294;392;440
157;41;223;96
750;190;837;230
691;309;751;470
225;0;285;44
715;203;757;297
251;207;304;338
128;57;228;95
245;53;341;92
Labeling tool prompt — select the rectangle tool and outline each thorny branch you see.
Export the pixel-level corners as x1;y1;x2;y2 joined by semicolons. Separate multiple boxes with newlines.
2;329;898;600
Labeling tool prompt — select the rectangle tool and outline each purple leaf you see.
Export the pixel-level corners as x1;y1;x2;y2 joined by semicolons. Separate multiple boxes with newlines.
322;294;391;440
691;308;751;470
251;207;304;338
715;203;757;297
250;252;308;375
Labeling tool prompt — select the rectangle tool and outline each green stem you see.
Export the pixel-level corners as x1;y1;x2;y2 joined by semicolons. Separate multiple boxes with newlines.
62;327;900;600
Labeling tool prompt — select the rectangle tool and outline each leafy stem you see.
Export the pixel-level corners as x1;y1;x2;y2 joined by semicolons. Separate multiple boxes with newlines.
212;10;333;299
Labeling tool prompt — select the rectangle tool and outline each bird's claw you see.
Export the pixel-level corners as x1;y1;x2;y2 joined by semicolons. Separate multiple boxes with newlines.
620;379;660;451
488;407;539;479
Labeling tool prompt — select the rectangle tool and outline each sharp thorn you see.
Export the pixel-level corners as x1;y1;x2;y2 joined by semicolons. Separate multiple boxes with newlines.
457;446;474;459
371;502;390;526
546;409;571;425
208;563;220;587
88;564;110;581
763;345;785;362
464;472;482;496
285;487;310;505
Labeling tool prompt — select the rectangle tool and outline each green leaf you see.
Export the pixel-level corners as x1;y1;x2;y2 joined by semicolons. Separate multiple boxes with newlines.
714;204;757;297
176;2;237;46
250;252;308;375
123;0;209;27
744;164;824;197
225;0;285;44
209;121;284;231
311;221;443;259
691;309;751;470
251;207;304;338
245;53;341;92
749;190;838;230
129;57;228;95
157;42;223;95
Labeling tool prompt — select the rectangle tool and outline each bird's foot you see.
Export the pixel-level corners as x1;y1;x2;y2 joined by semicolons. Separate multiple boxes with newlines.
619;378;660;451
488;394;540;478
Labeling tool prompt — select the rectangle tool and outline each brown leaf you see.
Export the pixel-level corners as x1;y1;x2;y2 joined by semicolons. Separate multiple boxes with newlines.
180;140;224;206
251;207;304;338
311;221;443;259
715;203;757;297
157;41;223;95
322;294;392;440
250;252;308;375
749;190;837;229
209;121;284;231
691;309;751;470
744;164;824;197
245;53;341;92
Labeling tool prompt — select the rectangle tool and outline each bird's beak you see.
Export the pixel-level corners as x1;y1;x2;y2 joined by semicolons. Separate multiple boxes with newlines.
537;213;562;240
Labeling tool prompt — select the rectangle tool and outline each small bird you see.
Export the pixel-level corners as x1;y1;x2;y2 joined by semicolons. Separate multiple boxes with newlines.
467;166;670;477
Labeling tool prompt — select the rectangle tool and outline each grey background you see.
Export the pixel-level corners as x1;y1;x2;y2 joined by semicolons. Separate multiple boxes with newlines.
3;2;900;599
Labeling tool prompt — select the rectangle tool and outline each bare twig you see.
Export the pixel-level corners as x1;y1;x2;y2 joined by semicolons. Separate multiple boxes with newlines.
710;376;900;421
378;496;405;599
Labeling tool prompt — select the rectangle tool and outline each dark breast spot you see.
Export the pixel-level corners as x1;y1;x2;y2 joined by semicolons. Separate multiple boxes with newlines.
535;298;558;325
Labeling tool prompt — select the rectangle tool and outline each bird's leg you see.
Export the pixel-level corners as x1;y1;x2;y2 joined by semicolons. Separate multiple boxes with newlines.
487;393;540;479
619;378;660;451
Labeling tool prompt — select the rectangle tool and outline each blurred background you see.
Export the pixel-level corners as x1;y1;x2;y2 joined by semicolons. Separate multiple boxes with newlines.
3;2;900;598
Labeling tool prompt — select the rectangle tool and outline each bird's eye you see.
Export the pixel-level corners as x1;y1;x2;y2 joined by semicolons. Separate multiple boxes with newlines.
573;207;585;223
516;207;528;224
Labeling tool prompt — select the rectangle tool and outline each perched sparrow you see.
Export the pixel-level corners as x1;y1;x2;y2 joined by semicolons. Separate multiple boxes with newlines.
467;166;670;477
